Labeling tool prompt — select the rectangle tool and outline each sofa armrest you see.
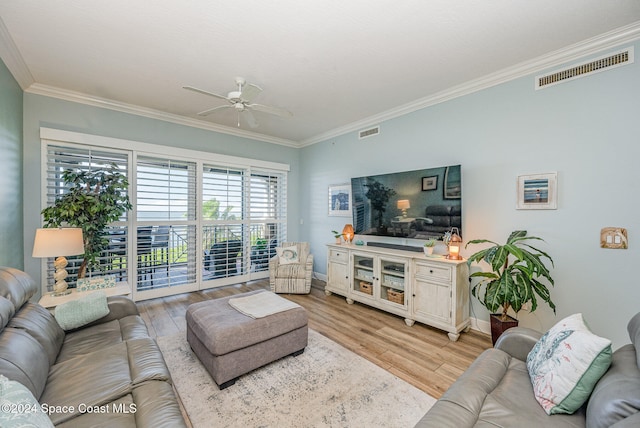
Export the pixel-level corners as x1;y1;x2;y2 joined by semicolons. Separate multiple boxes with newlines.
83;295;140;327
494;327;542;361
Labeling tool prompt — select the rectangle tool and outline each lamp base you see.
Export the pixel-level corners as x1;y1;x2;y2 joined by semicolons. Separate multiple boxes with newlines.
445;254;463;260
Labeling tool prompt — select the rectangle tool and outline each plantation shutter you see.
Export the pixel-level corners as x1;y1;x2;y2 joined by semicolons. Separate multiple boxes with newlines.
136;156;197;290
44;144;130;290
249;170;287;272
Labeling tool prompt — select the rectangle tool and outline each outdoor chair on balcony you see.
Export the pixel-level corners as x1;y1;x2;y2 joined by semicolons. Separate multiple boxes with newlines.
269;242;313;294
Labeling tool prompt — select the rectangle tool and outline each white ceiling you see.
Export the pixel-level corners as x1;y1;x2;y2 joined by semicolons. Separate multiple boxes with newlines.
1;1;640;147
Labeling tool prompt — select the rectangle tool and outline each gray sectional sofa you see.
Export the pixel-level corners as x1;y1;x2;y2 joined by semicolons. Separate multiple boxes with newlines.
0;267;187;427
416;312;640;427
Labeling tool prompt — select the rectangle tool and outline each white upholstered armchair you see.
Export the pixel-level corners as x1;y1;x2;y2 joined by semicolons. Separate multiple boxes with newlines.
269;242;313;294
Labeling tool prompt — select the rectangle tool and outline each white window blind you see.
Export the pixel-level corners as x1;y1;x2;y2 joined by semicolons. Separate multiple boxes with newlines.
42;131;288;297
249;170;287;272
44;144;130;290
136;156;197;291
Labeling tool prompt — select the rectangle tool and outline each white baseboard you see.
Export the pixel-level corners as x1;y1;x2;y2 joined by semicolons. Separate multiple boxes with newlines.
469;316;491;336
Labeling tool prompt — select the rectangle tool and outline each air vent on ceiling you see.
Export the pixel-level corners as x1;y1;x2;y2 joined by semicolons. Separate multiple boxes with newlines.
359;126;380;139
535;47;633;90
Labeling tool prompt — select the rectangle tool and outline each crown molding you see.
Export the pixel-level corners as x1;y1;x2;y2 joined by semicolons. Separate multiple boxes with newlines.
24;83;300;148
299;21;640;147
0;16;34;89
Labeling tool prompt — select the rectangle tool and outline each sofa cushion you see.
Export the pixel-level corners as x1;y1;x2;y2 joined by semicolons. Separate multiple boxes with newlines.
628;311;640;369
415;348;585;427
8;303;64;365
0;328;50;400
54;291;110;331
527;313;612;415
0;296;15;332
0;268;37;311
0;374;54;428
54;394;137;428
56;316;149;363
586;344;640;428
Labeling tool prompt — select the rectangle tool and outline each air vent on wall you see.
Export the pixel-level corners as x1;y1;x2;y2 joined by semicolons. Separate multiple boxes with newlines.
535;47;633;90
359;126;380;139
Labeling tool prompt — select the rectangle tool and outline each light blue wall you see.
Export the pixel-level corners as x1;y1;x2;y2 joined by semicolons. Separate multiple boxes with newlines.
0;58;24;268
300;42;640;349
22;93;300;287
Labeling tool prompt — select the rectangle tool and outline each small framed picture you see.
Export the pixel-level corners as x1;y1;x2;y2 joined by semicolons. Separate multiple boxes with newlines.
422;176;438;191
328;184;352;217
517;172;557;210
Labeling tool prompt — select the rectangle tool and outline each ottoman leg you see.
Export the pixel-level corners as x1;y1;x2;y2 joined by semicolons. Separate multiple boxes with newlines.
290;348;305;357
218;378;238;390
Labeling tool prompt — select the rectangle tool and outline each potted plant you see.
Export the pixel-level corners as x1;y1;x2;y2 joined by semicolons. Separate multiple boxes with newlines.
331;230;343;244
41;163;133;279
364;178;396;234
423;238;437;255
465;230;555;344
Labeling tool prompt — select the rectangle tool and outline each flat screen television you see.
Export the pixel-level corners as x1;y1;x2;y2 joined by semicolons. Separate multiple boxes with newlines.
350;165;461;240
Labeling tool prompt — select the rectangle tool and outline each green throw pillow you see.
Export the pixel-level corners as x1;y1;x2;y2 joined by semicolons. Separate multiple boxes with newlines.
0;375;54;427
54;291;109;331
526;313;612;415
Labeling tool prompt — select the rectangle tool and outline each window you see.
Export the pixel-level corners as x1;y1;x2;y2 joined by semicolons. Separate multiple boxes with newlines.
44;144;130;291
41;130;289;299
136;157;197;291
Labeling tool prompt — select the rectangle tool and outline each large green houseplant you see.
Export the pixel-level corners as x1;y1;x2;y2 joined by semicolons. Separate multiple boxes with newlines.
41;164;133;279
466;230;555;344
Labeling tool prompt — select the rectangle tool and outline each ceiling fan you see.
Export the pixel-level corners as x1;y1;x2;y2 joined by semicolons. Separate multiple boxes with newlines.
183;77;292;128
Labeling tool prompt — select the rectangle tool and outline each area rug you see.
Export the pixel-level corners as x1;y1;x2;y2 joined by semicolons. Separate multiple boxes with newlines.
157;329;435;427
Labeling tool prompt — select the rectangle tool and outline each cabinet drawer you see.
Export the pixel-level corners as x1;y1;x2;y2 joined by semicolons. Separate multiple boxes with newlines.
329;249;348;263
415;262;451;282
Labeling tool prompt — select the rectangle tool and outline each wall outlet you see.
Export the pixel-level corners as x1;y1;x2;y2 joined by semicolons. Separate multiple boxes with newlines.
600;227;628;249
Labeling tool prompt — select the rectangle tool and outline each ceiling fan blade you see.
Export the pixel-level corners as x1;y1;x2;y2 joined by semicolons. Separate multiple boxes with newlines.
197;105;232;116
248;103;293;117
244;109;259;128
240;83;262;103
183;86;230;101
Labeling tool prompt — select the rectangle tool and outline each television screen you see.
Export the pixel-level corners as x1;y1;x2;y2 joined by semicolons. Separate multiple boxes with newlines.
351;165;461;240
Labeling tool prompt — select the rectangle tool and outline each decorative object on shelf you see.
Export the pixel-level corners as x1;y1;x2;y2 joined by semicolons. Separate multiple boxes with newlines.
446;227;463;260
40;163;133;279
355;239;365;246
421;176;438;191
332;230;343;244
328;184;352;217
32;227;85;296
466;230;555;344
342;224;355;243
397;199;410;217
423;239;437;256
516;172;557;210
76;274;117;292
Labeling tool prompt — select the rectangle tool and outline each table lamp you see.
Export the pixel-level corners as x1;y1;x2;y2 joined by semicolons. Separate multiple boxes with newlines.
342;224;355;243
446;227;463;260
33;228;85;296
397;200;410;218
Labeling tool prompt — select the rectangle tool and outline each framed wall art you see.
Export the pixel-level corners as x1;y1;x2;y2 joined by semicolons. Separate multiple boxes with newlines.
516;172;557;210
422;175;438;191
328;184;352;217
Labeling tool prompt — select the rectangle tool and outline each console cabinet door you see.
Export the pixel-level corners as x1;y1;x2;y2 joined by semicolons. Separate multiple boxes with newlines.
327;247;350;294
413;278;451;323
327;259;349;293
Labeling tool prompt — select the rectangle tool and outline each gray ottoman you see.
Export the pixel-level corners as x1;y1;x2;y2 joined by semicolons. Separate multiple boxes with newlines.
186;290;308;389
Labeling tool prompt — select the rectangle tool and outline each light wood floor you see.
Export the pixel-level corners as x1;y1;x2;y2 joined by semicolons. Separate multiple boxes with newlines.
137;278;492;399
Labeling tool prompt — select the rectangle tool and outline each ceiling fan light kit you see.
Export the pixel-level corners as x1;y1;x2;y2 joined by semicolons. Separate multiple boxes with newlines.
183;77;292;128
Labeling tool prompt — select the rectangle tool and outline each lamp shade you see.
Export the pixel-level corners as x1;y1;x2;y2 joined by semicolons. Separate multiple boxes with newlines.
32;228;85;258
342;224;355;243
397;200;410;210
